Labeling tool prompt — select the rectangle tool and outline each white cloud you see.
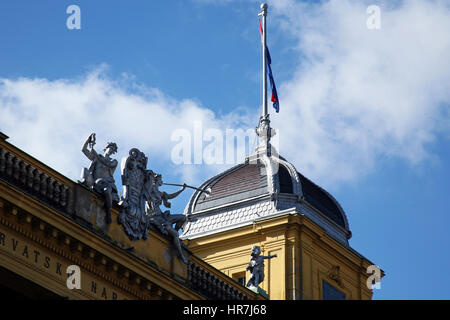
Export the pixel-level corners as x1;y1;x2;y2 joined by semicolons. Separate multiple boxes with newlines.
0;68;255;185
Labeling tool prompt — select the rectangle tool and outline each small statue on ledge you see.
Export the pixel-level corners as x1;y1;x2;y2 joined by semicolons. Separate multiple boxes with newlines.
147;173;188;264
246;245;277;289
80;133;119;224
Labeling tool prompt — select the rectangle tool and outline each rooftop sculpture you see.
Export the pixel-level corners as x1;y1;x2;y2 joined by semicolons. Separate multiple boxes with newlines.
116;147;189;263
147;173;188;264
118;148;152;241
80;133;119;224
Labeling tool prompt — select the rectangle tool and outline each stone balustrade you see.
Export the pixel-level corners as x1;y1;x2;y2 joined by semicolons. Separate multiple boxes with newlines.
188;260;253;300
0;147;73;214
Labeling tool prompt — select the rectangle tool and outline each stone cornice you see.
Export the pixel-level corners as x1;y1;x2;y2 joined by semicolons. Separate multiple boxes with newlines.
0;196;189;299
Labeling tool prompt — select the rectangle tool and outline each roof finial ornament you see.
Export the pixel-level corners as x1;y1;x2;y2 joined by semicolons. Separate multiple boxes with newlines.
256;3;276;156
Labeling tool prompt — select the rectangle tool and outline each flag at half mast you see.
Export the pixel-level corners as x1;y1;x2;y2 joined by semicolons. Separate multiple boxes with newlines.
259;19;279;113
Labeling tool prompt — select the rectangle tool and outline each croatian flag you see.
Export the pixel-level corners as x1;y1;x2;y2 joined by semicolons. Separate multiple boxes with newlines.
260;20;280;113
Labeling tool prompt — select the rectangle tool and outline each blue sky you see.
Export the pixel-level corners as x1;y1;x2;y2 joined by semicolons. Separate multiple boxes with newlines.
1;0;450;299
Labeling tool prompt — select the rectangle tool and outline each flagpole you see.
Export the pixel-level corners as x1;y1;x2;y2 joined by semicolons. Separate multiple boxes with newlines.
260;3;268;119
256;3;273;156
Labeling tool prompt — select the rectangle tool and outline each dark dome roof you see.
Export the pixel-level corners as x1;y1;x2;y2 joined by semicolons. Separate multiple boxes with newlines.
296;172;346;228
197;162;267;205
186;156;350;233
182;118;351;243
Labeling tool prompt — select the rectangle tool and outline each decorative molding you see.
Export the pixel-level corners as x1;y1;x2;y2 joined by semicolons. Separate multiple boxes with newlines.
328;265;343;287
0;197;166;300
